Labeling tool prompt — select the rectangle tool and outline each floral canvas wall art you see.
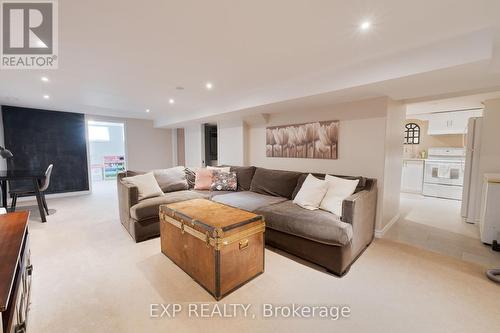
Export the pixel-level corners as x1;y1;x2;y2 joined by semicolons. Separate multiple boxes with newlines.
266;121;339;159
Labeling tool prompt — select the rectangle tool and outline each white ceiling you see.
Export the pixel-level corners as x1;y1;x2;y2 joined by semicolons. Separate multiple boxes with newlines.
1;0;500;127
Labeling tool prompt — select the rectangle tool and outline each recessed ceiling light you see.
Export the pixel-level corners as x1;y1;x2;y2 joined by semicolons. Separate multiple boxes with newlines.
146;109;150;113
41;76;49;82
169;98;175;104
43;94;50;99
205;82;213;90
360;21;372;31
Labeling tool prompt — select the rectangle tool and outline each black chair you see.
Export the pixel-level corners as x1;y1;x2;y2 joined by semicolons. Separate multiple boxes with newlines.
10;164;53;214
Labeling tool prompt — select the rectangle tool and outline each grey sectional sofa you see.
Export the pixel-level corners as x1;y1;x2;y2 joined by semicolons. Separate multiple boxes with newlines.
117;166;377;276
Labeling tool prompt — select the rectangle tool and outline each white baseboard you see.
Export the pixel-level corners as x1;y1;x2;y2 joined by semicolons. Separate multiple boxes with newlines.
14;190;90;203
375;213;400;238
463;217;479;224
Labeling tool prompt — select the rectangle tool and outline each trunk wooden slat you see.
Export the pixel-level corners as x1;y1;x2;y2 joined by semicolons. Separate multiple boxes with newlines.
159;199;265;300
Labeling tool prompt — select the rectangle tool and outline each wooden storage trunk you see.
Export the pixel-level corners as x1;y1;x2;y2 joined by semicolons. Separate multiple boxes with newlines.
159;199;265;300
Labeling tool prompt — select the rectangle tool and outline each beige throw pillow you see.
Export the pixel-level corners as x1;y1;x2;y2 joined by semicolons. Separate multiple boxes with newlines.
153;166;188;192
319;175;359;217
122;172;164;201
292;174;329;210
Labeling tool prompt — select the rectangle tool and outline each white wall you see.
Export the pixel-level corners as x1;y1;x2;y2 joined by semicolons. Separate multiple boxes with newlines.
184;124;203;168
218;119;246;166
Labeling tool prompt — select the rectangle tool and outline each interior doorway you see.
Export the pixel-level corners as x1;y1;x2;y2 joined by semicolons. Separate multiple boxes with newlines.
203;124;218;166
398;108;482;237
384;96;500;268
87;120;126;182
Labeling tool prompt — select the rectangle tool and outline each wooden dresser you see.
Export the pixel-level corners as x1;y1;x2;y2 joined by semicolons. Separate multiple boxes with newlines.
0;212;31;333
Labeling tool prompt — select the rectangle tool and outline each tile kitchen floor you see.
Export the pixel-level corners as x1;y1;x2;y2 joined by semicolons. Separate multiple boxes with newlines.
385;193;500;268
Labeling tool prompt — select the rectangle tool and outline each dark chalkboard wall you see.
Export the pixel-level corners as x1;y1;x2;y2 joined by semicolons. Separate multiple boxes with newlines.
2;105;89;194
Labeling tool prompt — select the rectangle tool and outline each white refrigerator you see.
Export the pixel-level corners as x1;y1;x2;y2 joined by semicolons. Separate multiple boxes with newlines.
461;117;483;223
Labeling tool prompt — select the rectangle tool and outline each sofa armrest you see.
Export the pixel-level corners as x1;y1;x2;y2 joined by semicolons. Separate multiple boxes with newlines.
341;186;377;251
117;179;139;226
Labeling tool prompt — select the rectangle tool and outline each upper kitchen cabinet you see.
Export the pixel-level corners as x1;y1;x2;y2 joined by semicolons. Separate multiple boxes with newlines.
427;110;482;135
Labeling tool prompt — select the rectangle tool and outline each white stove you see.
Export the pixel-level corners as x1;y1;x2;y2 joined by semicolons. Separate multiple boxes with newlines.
423;147;465;200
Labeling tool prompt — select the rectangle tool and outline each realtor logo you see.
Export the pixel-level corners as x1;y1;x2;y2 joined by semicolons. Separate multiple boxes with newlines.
1;0;58;69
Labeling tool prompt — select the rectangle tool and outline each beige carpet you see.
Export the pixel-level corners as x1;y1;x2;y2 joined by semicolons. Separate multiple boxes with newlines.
22;182;500;333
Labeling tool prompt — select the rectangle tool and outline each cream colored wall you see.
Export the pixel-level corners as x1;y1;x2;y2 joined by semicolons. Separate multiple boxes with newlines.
217;119;246;166
87;115;173;171
246;97;397;230
479;98;500;174
382;100;405;229
176;129;186;166
184;124;203;168
404;119;464;157
125;119;173;171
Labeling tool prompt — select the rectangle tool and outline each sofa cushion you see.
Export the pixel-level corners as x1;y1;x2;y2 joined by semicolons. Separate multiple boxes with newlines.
229;166;256;191
190;190;235;199
153;166;188;192
130;190;204;220
292;173;366;199
250;167;302;199
255;201;353;246
212;191;287;212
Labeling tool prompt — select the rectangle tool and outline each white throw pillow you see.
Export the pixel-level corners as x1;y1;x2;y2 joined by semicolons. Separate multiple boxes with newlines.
122;172;164;201
293;174;329;210
320;175;359;217
207;166;231;173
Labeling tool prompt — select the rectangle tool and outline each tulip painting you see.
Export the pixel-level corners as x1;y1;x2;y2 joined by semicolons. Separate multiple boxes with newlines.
265;120;339;159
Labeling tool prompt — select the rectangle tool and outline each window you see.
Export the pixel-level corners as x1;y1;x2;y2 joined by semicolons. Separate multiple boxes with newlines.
88;125;110;142
404;123;420;144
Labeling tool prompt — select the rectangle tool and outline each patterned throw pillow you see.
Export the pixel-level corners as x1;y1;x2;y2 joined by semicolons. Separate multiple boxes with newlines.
211;171;237;191
184;167;196;189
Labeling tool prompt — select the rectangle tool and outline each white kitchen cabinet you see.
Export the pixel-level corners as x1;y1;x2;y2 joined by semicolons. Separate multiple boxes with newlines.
401;160;425;193
427;111;481;135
